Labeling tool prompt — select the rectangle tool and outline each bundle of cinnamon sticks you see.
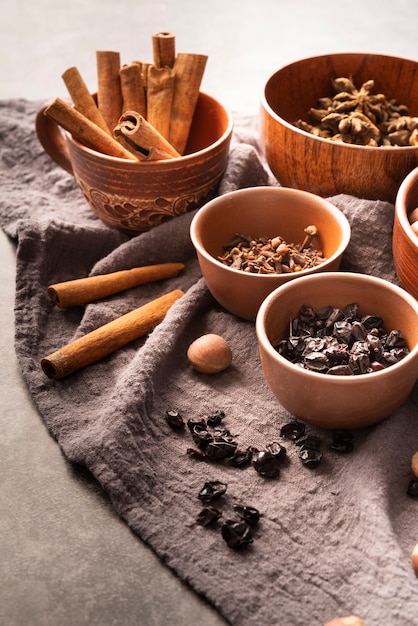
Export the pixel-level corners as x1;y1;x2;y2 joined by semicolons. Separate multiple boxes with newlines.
44;32;207;161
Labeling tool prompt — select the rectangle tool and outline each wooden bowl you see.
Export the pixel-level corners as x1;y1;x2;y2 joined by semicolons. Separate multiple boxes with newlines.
256;272;418;429
260;53;418;202
36;92;233;234
393;166;418;300
190;186;351;321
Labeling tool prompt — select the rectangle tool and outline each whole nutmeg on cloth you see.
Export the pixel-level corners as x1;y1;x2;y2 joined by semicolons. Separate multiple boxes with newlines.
187;334;232;373
324;617;367;626
412;543;418;576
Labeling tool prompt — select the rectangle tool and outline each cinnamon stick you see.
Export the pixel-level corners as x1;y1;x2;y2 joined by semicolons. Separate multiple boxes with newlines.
48;263;185;308
120;62;147;118
152;31;176;69
44;98;138;160
146;65;175;140
169;53;208;154
96;50;123;134
41;289;184;379
114;111;180;160
62;66;111;135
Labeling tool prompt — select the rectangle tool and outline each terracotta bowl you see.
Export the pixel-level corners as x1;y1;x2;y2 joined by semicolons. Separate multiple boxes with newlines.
190;186;351;321
35;92;233;234
260;53;418;203
256;272;418;429
393;166;418;300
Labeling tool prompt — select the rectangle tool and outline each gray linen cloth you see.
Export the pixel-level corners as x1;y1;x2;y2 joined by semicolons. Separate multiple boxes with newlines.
1;99;418;626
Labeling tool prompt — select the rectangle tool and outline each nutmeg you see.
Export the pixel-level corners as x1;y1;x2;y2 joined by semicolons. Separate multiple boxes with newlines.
412;542;418;576
324;617;367;626
187;333;232;374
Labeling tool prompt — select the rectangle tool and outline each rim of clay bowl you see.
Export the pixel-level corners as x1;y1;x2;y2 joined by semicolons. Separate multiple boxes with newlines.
190;186;351;280
256;271;418;381
260;52;418;154
68;91;234;165
396;166;418;245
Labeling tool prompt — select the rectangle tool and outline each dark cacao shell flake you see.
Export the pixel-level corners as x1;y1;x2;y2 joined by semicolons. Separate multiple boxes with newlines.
192;424;214;449
275;302;410;375
329;430;354;454
187;417;206;432
232;504;261;526
280;420;306;440
407;478;418;498
343;302;361;321
295;434;322;449
196;507;223;526
206;410;225;427
221;520;253;549
251;449;282;478
206;439;238;460
198;480;227;502
165;409;185;429
228;447;253;468
298;446;323;469
187;447;207;460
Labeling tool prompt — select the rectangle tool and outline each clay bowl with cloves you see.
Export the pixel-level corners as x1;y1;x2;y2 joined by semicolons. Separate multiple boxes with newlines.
190;186;351;321
256;272;418;430
260;52;418;202
36;92;233;234
393;166;418;300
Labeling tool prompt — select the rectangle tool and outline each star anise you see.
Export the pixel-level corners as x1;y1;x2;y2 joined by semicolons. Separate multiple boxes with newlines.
295;75;416;147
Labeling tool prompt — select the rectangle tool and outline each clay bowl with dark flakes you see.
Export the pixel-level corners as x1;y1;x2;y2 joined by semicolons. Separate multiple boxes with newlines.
190;186;351;321
256;272;418;430
260;52;418;202
393;166;418;300
36;92;233;234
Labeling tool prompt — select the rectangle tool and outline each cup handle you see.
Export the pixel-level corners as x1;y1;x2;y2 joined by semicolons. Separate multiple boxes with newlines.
35;104;74;176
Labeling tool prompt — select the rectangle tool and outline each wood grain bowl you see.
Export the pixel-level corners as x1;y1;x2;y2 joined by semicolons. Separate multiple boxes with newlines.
260;53;418;202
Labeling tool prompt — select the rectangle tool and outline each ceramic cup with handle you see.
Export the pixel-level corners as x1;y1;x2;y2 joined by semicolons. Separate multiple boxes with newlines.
36;92;233;234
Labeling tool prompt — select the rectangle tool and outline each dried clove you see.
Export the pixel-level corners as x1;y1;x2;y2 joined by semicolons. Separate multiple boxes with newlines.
218;227;326;275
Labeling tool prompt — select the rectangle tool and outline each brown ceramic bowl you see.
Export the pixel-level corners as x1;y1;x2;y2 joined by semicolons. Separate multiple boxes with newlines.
393;166;418;300
190;186;351;321
36;92;233;234
260;53;418;202
256;272;418;429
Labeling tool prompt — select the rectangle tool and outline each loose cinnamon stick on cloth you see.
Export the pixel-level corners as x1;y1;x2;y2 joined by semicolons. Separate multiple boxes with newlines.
146;65;175;140
44;97;138;160
61;66;111;135
169;52;208;154
96;50;123;134
120;63;147;118
48;262;185;308
41;289;184;379
152;31;176;69
114;111;180;160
